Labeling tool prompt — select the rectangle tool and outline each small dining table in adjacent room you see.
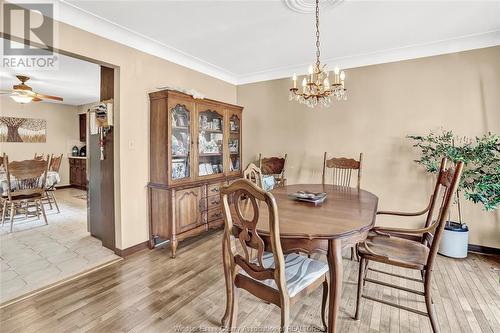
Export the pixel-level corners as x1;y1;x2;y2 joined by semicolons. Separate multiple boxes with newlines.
223;183;379;333
0;170;61;193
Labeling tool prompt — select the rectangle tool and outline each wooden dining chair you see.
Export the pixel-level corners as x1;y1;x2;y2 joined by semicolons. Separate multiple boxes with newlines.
243;163;264;189
1;155;50;232
258;153;287;188
354;158;463;333
221;179;329;332
323;152;363;260
322;152;363;189
44;153;63;213
33;153;45;160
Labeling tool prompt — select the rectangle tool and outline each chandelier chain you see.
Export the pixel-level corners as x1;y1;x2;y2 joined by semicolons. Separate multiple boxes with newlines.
315;0;320;69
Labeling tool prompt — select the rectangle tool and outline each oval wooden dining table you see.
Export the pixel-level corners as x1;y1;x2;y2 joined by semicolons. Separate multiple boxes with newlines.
222;184;379;333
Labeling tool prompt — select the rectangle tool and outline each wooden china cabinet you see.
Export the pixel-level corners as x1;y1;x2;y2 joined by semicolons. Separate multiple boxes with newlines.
148;89;243;257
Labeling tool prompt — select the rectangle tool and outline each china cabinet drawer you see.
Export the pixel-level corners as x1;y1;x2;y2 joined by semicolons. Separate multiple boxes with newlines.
207;183;222;196
207;194;221;210
207;208;223;222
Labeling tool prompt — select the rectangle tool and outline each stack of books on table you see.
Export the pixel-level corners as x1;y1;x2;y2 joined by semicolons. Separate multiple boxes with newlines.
288;191;327;205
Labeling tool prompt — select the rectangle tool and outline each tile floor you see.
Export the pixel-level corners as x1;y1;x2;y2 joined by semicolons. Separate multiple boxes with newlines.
0;188;120;304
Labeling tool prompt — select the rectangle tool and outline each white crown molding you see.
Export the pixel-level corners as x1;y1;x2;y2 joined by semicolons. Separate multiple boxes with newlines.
54;1;500;86
57;0;239;84
235;29;500;85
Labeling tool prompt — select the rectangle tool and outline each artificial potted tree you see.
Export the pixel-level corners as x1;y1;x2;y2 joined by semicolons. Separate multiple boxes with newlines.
408;130;499;258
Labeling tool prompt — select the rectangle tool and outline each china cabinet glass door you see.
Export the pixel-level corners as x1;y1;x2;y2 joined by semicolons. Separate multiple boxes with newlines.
197;108;224;178
228;111;241;174
170;104;191;181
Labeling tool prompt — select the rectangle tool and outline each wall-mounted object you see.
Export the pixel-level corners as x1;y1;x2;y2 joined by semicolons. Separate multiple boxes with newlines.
88;100;113;160
0;116;46;143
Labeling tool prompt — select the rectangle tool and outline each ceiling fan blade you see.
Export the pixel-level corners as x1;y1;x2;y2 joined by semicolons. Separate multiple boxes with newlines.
34;93;63;102
0;90;13;95
32;97;43;102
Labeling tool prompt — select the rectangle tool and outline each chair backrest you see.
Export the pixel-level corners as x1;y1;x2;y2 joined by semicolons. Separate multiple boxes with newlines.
0;153;4;172
258;153;287;178
34;153;45;161
243;163;264;189
49;154;63;172
4;156;49;200
221;179;288;297
322;152;363;189
422;158;463;270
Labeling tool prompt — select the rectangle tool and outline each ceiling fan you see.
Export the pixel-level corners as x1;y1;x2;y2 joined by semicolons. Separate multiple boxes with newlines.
0;75;63;104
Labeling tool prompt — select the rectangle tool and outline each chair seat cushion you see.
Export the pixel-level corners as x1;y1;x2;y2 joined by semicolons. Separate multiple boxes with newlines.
240;252;328;297
358;233;429;269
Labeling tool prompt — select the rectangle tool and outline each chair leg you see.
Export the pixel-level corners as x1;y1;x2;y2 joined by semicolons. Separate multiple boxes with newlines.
50;192;60;213
280;299;290;333
1;200;7;226
354;256;365;320
424;270;439;333
46;192;53;210
9;203;15;232
362;259;369;286
321;278;328;331
39;199;48;225
36;200;40;219
350;247;359;261
221;237;233;328
228;284;239;332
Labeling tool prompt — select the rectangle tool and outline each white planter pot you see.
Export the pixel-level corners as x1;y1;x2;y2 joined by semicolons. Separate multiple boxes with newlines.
438;222;469;258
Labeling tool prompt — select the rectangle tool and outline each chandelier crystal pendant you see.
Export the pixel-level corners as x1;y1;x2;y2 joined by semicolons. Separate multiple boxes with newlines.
289;0;347;108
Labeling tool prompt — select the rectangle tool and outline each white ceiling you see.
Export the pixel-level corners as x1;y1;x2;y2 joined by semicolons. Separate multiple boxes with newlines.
57;0;500;85
0;39;100;106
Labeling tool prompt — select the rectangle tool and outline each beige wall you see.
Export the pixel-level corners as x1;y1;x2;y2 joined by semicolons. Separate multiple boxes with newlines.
0;98;80;186
1;15;237;249
238;46;500;248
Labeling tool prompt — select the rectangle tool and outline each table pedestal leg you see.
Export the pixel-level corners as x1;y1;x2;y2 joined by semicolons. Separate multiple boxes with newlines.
327;238;343;333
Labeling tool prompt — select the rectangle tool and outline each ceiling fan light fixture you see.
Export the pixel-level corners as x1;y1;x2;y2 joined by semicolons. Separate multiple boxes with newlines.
11;94;33;104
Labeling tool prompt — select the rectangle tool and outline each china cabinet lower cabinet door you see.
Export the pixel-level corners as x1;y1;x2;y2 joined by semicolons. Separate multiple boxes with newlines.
174;186;204;234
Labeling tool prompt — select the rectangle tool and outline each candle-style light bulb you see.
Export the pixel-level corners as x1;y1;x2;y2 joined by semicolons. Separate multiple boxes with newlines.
334;66;340;75
308;65;313;75
302;77;307;87
293;73;297;88
340;71;346;81
324;78;330;89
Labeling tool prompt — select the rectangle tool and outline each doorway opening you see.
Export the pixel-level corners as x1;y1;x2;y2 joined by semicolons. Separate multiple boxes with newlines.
0;38;120;305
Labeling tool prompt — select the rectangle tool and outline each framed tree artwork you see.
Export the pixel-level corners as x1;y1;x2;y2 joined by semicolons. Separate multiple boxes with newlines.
0;116;47;143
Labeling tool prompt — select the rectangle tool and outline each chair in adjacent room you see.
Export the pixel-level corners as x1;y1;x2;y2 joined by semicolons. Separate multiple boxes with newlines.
354;158;463;333
322;152;363;260
44;153;63;212
220;179;329;332
258;153;287;188
1;156;50;232
33;153;45;160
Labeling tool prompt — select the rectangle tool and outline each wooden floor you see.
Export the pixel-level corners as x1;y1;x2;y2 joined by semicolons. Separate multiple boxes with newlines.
1;230;499;332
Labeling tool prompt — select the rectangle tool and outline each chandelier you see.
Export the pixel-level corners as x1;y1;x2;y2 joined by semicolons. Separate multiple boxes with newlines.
289;0;347;108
